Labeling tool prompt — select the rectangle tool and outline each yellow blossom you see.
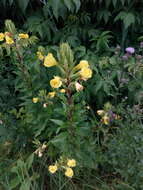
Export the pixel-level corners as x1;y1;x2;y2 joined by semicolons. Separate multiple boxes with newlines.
0;33;4;41
79;67;92;80
75;82;84;92
97;110;105;116
102;115;110;125
32;97;39;103
37;51;44;61
50;76;62;88
5;36;14;45
65;167;74;178
60;89;66;93
48;91;56;98
67;159;76;167
75;60;89;70
19;33;29;39
48;165;58;174
44;53;58;67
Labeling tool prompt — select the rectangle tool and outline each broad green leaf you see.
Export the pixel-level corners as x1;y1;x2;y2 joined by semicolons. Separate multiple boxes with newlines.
123;13;135;29
17;0;30;12
72;0;81;12
63;0;73;10
50;119;64;126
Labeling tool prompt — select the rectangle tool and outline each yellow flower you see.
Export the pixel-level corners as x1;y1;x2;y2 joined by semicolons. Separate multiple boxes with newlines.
48;165;58;174
67;159;76;167
75;60;89;70
44;53;58;67
97;110;105;116
79;67;92;80
102;115;110;125
75;82;84;92
48;91;56;98
0;33;4;41
50;76;62;88
5;36;14;45
19;33;29;39
32;97;39;103
60;89;66;93
65;167;74;178
37;51;44;61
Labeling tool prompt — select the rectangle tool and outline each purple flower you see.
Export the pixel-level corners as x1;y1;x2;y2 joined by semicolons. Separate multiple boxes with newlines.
125;47;135;54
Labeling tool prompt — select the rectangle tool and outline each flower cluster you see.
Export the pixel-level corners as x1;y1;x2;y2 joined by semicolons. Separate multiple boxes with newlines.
0;32;29;45
34;143;47;157
48;157;76;178
97;109;120;125
36;47;93;100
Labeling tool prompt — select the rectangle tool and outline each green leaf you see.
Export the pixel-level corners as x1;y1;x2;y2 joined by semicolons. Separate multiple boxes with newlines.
20;181;30;190
17;0;30;13
51;132;67;147
26;153;34;170
10;177;20;189
72;0;81;12
123;13;135;29
50;119;64;126
63;0;73;10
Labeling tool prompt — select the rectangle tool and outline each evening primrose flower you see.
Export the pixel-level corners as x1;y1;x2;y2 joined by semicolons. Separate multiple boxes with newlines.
67;159;76;167
37;51;44;61
79;67;92;80
5;35;14;45
75;82;84;92
32;97;39;103
48;165;58;174
75;60;89;70
65;167;74;178
0;33;4;41
48;91;56;98
60;89;66;93
19;33;29;39
50;76;62;88
102;115;110;125
44;53;58;67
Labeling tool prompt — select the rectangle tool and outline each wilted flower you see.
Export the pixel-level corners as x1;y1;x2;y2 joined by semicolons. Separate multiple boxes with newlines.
97;110;105;116
75;82;84;92
125;47;135;54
